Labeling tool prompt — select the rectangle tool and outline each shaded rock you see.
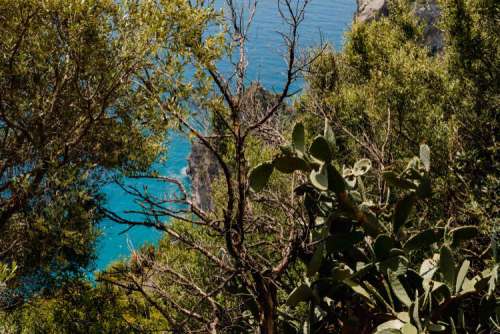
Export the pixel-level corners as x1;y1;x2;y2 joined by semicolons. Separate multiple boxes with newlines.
414;0;443;53
187;139;219;211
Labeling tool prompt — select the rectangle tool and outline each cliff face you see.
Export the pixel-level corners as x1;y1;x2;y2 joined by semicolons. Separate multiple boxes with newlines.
187;83;287;210
355;0;389;23
187;140;219;211
355;0;443;53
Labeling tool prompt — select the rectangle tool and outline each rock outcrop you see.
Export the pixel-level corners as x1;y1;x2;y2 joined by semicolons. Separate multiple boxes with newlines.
187;83;288;211
414;0;443;53
355;0;389;23
187;139;219;211
355;0;443;53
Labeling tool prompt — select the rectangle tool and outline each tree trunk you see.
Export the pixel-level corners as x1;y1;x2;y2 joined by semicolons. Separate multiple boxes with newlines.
253;273;277;334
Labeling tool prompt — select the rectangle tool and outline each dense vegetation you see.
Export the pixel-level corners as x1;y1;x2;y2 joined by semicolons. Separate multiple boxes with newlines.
0;0;498;333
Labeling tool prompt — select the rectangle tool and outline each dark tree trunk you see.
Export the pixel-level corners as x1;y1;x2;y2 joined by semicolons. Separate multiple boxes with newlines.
253;273;277;334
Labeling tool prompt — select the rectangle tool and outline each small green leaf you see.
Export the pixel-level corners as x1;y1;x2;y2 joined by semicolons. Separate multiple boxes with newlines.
310;164;328;191
428;324;446;332
439;245;456;290
248;162;273;192
450;317;457;334
401;323;418;334
307;246;323;277
411;293;422;331
455;260;470;294
378;256;408;277
450;226;478;247
388;270;412;307
309;136;332;162
405;269;424;288
324;120;336;151
416;175;432;198
460;277;476;293
287;284;312;307
419;258;438;280
487;264;498;298
273;156;308;173
374;234;398;260
303;319;310;334
470;266;497;293
327;164;346;194
404;228;444;251
419;144;430;172
343;279;374;303
353;158;372;176
376;319;404;331
292;122;305;154
393;194;416;233
383;171;418;190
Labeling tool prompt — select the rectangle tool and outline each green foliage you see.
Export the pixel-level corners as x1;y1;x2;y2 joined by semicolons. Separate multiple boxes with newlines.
97;220;260;333
298;0;499;278
261;123;498;333
440;0;499;234
0;279;164;333
0;0;146;296
0;0;218;302
1;0;498;332
0;262;17;285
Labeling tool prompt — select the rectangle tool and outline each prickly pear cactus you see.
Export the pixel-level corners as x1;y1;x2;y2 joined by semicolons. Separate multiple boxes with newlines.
249;121;499;333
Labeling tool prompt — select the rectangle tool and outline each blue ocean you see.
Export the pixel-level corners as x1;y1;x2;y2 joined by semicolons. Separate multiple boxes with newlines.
96;0;356;271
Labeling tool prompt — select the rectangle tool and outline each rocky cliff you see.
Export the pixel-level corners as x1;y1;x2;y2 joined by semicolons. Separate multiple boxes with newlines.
187;139;219;211
355;0;443;53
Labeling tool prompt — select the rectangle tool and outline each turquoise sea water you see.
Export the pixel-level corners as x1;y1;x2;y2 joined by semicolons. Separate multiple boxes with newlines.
96;0;356;271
